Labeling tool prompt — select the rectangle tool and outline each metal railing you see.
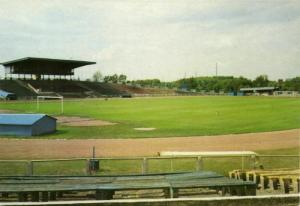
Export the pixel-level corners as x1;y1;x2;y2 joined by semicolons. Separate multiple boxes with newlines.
0;155;299;176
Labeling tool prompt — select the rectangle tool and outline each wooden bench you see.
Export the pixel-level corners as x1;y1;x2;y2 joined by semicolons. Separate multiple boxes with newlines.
0;172;256;202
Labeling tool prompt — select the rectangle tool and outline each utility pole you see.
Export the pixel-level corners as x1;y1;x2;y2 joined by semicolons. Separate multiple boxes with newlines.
215;62;218;77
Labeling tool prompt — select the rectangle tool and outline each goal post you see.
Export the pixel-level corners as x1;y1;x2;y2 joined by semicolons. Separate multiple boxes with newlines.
37;96;64;114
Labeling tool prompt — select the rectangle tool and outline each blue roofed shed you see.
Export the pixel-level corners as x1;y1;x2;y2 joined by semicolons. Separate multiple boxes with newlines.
0;114;56;136
0;90;17;100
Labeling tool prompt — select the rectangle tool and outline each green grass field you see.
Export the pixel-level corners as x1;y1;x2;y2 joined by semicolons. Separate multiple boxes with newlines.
0;96;299;176
0;96;299;139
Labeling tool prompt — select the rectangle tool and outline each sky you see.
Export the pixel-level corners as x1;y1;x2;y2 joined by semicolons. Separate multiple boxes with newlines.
0;0;299;81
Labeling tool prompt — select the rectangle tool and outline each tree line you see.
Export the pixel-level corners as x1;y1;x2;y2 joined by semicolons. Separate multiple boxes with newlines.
92;71;300;92
92;71;127;84
128;75;300;92
175;75;300;92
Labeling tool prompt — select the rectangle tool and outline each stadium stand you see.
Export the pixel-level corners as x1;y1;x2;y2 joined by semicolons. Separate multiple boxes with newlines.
0;57;173;98
0;79;150;99
0;80;36;98
78;81;125;97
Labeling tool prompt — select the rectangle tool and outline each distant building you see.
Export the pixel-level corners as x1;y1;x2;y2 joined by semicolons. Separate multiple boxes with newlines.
0;114;56;136
240;87;279;96
273;91;299;97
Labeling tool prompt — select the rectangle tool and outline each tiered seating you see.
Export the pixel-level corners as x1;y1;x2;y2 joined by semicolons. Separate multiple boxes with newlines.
0;79;164;98
0;80;36;98
25;80;87;93
78;81;126;96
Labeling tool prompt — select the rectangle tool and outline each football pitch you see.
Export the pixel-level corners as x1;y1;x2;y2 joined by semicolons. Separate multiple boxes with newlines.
0;96;299;139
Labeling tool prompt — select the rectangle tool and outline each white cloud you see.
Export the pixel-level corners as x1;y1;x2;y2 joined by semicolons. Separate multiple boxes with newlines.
0;0;299;80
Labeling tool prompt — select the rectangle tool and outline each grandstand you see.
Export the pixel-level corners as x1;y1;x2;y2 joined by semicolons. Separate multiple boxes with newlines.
0;57;134;98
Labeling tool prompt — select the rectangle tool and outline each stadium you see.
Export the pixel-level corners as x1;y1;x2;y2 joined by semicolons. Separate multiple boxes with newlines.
0;1;300;206
0;56;299;206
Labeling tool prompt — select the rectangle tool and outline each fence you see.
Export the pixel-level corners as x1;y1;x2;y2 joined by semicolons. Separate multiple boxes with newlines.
0;155;299;176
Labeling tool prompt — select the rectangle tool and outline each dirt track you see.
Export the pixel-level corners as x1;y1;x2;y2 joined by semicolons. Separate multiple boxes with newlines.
0;129;299;159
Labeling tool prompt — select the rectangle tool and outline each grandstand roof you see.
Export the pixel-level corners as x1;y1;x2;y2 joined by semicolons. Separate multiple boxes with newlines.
1;57;96;75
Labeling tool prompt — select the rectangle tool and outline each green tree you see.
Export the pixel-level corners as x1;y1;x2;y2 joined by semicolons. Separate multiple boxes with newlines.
92;71;103;82
253;75;269;87
111;74;118;83
118;74;127;84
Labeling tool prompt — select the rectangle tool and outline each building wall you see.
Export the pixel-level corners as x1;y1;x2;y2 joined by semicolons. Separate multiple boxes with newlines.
32;117;56;136
0;125;32;136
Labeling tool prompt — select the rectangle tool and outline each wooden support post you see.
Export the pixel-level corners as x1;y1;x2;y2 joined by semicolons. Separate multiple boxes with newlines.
49;192;56;200
236;172;241;180
86;159;91;175
241;186;247;196
246;173;251;181
19;193;25;202
41;192;49;202
292;178;299;193
163;188;169;198
173;188;179;198
142;158;148;174
18;192;27;202
169;187;174;198
215;187;220;195
95;190;113;200
196;156;203;171
228;171;234;179
221;187;227;196
106;191;114;200
260;176;268;190
246;185;257;196
229;187;235;196
279;178;286;193
271;178;279;190
281;179;290;194
27;161;33;176
235;186;244;196
31;192;39;202
253;174;258;185
240;172;246;181
269;179;275;190
1;193;9;198
251;155;256;169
